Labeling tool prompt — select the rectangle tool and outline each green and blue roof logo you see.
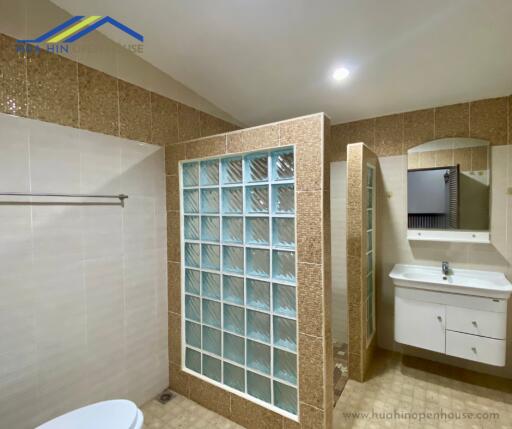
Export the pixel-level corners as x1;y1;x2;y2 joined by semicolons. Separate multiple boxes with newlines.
17;15;143;44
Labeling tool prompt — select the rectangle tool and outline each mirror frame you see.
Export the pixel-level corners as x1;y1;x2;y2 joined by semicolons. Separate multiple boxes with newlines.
406;138;491;244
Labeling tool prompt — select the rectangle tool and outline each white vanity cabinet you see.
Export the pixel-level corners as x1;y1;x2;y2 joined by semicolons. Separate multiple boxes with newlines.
395;296;446;353
394;286;508;366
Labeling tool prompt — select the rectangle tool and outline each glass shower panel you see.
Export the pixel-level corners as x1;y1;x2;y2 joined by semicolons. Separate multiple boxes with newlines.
180;148;297;416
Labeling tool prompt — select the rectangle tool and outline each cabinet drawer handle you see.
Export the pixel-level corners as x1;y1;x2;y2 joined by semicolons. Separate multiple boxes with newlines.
471;347;477;354
472;321;478;327
437;316;442;322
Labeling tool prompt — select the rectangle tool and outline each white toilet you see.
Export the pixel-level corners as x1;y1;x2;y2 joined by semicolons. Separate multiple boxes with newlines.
36;399;144;429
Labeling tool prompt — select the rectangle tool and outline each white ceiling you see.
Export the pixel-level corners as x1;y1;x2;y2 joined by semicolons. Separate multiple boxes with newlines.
51;0;512;126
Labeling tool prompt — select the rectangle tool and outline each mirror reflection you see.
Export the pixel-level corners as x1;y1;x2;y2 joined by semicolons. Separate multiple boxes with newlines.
407;138;490;231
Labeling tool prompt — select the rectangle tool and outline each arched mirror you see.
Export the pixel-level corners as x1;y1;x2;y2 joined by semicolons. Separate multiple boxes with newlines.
407;138;490;242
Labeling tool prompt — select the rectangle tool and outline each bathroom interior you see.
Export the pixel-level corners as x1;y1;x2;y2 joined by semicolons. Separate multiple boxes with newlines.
1;1;512;428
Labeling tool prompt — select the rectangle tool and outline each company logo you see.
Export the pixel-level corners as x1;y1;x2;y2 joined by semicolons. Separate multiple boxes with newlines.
16;16;144;54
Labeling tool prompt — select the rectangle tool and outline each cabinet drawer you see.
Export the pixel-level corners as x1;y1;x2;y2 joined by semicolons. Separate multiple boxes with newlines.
446;306;506;339
446;331;506;366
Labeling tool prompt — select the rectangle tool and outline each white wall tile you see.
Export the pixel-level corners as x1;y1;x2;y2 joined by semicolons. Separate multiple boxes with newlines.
0;113;168;428
0;114;30;192
29;121;81;194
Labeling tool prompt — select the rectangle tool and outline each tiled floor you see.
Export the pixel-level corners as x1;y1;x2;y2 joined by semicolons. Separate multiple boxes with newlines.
333;350;512;429
141;394;242;429
142;351;512;429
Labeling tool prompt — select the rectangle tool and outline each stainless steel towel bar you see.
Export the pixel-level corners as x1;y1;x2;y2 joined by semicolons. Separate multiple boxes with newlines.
0;192;128;205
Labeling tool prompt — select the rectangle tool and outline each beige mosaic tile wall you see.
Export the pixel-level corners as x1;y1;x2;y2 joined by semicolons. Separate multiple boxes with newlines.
0;33;238;144
329;95;512;381
166;113;334;428
346;143;378;382
331;96;511;161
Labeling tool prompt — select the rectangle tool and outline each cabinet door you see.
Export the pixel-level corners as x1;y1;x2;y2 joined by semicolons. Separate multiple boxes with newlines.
395;296;445;353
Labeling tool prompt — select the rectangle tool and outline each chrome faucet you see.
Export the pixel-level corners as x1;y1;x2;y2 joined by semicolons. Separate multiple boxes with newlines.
442;261;450;276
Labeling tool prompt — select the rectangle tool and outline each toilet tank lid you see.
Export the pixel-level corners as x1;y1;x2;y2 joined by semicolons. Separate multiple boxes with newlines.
36;399;140;429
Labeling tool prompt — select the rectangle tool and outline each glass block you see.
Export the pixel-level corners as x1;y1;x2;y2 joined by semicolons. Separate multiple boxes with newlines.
247;340;271;374
223;304;244;335
200;159;219;186
185;243;200;268
367;166;374;187
273;283;296;318
202;299;221;328
247;371;271;404
185;269;200;295
185;295;200;322
272;250;295;282
273;316;296;352
273;349;297;385
184;216;199;240
202;272;221;300
202;325;221;356
223;246;244;274
367;209;373;230
222;157;243;184
200;216;219;242
223;275;244;305
367;230;372;252
202;354;221;382
246;279;270;311
224;332;245;365
272;218;295;248
183;189;199;213
185;321;201;348
246;185;268;214
224;362;244;392
272;184;294;214
201;189;219;214
182;162;199;187
247;248;270;279
247;310;270;343
222;187;243;214
185;348;201;373
274;381;297;414
272;149;294;180
222;217;243;244
367;187;373;209
367;272;373;295
202;244;220;270
246;217;269;245
246;153;268;183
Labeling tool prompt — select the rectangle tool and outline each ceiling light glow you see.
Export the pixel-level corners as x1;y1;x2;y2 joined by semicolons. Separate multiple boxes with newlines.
333;67;350;81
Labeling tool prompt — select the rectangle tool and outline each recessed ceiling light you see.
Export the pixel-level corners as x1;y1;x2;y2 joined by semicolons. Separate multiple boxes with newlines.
333;67;350;81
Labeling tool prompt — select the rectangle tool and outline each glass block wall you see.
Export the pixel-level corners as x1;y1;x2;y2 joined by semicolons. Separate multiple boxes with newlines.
366;164;376;342
180;148;298;417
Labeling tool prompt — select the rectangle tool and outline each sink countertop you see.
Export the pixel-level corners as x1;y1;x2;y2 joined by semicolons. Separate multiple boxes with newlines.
389;264;512;299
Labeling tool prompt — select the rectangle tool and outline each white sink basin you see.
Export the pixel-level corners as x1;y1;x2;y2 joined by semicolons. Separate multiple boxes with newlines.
389;264;512;299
